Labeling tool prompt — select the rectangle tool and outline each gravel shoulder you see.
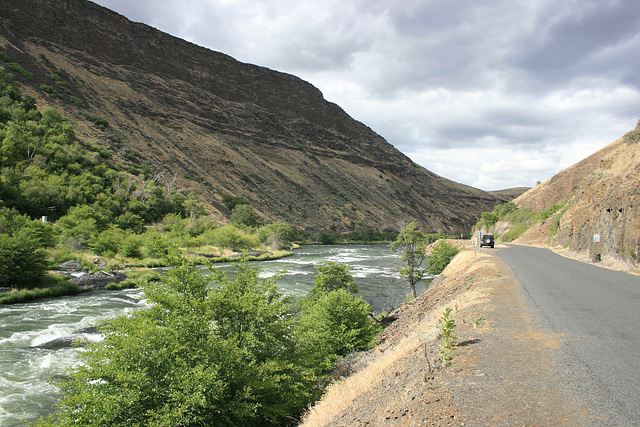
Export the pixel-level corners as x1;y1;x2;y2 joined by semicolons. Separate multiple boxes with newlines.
300;243;591;426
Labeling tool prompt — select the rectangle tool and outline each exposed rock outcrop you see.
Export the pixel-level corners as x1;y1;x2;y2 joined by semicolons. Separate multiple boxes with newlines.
514;129;640;260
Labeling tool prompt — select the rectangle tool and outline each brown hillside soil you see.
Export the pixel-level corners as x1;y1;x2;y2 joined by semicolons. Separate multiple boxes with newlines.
301;244;591;426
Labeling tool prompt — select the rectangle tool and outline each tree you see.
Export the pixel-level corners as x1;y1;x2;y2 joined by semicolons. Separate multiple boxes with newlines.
0;228;48;288
230;204;263;228
426;241;460;275
213;224;258;252
295;263;380;371
221;193;249;211
184;192;206;230
391;222;429;298
310;261;358;296
257;222;298;249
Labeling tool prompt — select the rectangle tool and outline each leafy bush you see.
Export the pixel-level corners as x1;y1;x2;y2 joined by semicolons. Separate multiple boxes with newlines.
296;289;380;371
0;229;49;288
211;224;258;252
86;114;109;130
70;96;86;108
91;227;124;257
6;62;33;80
257;222;298;249
500;222;530;242
39;84;60;97
623;129;640;144
481;211;499;228
35;260;321;426
230;204;263;228
119;233;143;259
221;193;249;211
426;241;460;275
309;261;357;297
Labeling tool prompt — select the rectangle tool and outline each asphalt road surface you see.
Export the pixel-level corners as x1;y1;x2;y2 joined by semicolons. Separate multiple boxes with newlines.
497;244;640;425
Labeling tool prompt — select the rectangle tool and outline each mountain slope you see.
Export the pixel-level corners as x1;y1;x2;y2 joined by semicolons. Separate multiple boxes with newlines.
0;0;503;232
514;123;640;259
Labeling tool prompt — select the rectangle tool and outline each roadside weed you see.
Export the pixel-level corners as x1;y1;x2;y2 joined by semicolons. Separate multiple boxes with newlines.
473;316;486;329
438;307;458;367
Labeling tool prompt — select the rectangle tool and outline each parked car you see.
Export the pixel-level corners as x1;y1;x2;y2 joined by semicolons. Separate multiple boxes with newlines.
480;234;495;248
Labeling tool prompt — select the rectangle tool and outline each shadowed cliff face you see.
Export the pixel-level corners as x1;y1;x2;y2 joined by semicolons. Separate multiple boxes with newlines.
0;0;503;232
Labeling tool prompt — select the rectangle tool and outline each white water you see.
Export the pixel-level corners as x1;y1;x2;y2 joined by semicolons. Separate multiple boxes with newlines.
0;245;423;426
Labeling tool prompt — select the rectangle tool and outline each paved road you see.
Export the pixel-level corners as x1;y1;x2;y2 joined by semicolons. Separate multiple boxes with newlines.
497;244;640;425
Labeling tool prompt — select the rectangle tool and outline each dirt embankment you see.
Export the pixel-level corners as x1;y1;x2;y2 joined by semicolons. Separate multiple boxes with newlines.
300;244;591;426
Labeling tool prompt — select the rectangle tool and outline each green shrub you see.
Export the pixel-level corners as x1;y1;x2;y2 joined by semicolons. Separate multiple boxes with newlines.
230;204;263;228
70;96;86;108
39;84;60;98
92;227;124;257
257;222;298;249
426;241;460;275
86;114;109;130
120;233;143;259
212;224;258;252
296;289;380;371
221;193;249;211
623;129;640;144
6;62;33;80
35;260;321;426
501;222;530;242
309;261;357;297
0;229;49;288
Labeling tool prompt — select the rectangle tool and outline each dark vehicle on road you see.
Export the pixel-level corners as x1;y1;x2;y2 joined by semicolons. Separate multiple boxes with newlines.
480;234;495;248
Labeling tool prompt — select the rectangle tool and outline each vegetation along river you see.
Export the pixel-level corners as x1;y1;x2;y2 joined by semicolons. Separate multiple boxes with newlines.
0;245;430;426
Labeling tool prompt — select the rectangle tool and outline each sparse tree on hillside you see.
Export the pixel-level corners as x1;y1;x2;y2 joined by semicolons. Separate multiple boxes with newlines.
391;222;429;299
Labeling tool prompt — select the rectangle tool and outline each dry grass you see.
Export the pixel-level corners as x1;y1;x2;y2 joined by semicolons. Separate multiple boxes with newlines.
300;249;491;426
300;320;439;426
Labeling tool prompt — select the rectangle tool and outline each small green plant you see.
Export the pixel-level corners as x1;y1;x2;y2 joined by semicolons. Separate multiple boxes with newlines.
86;114;109;130
465;280;471;291
6;62;33;80
438;307;458;367
473;316;486;329
70;96;86;108
623;129;640;144
39;84;61;98
403;293;415;304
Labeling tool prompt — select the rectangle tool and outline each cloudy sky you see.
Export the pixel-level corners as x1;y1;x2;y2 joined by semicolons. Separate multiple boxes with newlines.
93;0;639;191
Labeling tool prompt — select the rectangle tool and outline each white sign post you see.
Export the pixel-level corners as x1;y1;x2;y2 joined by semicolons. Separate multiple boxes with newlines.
593;233;601;261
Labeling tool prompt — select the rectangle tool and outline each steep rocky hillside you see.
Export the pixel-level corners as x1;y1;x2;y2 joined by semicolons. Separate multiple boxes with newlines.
488;187;529;201
514;122;640;259
0;0;503;233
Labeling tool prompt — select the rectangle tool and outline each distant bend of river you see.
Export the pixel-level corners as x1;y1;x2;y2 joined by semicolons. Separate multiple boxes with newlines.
0;245;430;425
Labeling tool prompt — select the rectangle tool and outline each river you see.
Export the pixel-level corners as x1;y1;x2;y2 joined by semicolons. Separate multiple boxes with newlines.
0;245;426;426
